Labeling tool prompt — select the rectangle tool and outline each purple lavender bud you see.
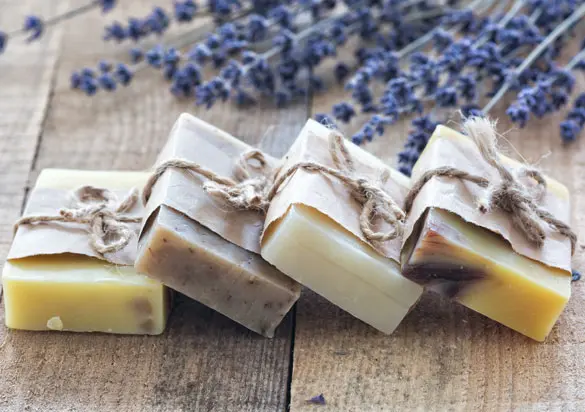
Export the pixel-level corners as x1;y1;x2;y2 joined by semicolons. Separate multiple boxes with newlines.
23;15;43;42
81;68;96;78
164;47;181;67
551;68;575;92
568;107;585;127
70;71;82;89
146;45;165;68
506;103;530;128
188;44;213;65
329;20;347;45
220;60;243;87
306;394;326;406
273;29;294;54
398;163;413;176
432;28;453;51
247;14;269;42
206;34;222;49
126;18;145;42
182;61;202;84
334;62;350;84
219;22;238;40
98;60;112;73
80;77;98;96
332;102;356;123
98;73;117;91
461;104;483;118
129;47;143;63
103;21;127;42
572;269;581;281
457;74;477;102
174;0;197;22
412;115;437;134
0;31;7;54
574;93;585;108
98;0;117;13
314;113;337;129
211;49;227;68
209;0;240;17
114;63;133;85
269;5;293;29
551;90;569;110
560;120;580;142
146;7;170;36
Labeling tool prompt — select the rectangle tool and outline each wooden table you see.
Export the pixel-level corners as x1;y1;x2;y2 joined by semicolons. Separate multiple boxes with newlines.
1;1;584;411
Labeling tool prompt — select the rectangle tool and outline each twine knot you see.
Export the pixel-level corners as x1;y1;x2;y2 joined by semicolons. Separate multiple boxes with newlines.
142;149;274;213
143;132;405;245
406;117;577;254
14;185;141;255
266;133;406;243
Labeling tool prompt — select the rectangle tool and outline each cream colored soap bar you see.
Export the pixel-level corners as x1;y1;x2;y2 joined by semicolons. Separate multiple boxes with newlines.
261;120;423;334
3;169;169;335
401;125;572;341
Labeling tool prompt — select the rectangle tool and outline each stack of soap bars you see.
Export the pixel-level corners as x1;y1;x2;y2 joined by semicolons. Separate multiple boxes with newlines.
2;114;575;342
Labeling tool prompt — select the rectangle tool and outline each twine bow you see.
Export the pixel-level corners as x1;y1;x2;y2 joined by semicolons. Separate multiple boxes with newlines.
265;133;406;242
14;185;141;255
405;117;577;254
143;133;405;244
141;149;274;212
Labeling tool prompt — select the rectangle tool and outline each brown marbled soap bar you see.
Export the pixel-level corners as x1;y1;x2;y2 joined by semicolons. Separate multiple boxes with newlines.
135;114;300;337
136;205;299;337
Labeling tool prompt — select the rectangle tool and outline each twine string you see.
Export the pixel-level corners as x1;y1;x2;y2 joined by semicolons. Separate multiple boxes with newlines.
406;117;577;254
14;185;141;255
143;133;406;243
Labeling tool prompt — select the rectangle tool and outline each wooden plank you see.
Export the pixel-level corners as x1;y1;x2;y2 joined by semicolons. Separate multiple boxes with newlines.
289;47;585;412
0;0;67;298
0;0;309;410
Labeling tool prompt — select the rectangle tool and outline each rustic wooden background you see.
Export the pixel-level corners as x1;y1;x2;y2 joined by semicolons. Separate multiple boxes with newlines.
1;0;585;411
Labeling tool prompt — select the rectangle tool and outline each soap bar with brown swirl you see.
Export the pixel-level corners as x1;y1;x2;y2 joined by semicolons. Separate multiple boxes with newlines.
401;125;572;342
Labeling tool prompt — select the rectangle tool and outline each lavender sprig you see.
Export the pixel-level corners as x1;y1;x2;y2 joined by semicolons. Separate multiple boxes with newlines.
395;1;585;176
1;0;117;54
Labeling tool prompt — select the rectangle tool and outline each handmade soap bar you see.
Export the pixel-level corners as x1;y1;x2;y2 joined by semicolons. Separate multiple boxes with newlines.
3;169;169;335
135;113;300;337
401;124;572;341
261;119;423;334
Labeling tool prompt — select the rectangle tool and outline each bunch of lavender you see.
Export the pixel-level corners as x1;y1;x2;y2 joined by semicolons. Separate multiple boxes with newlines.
0;0;280;55
6;0;585;170
0;0;117;54
68;0;452;104
336;0;585;176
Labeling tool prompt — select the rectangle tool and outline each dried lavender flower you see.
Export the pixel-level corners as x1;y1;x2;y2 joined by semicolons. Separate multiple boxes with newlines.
23;16;43;42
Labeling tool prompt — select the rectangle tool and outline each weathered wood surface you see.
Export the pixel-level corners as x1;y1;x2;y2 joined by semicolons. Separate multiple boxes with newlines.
1;0;585;411
0;0;306;410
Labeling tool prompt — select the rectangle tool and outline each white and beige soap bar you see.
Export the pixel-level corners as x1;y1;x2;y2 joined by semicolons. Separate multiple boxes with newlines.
3;169;169;335
261;120;423;334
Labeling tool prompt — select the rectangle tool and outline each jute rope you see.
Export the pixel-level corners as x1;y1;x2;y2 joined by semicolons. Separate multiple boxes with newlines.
14;185;141;255
143;133;405;243
405;117;577;254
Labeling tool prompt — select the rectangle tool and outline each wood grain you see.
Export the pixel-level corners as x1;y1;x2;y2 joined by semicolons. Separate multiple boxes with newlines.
0;0;308;410
0;0;66;278
3;0;585;410
287;39;585;412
